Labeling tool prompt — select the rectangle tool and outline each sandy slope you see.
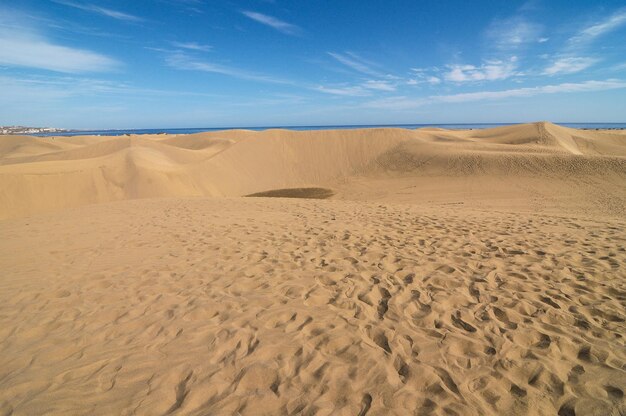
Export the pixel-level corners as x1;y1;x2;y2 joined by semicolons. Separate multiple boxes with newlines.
1;122;625;219
1;123;625;415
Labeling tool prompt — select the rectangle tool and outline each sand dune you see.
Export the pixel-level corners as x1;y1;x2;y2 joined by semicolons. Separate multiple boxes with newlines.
1;122;625;219
1;122;625;415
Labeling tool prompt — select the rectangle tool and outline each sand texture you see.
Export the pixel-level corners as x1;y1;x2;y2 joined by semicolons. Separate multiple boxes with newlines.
0;122;625;415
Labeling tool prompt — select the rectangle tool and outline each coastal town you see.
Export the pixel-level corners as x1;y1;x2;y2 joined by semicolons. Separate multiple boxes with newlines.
0;126;68;135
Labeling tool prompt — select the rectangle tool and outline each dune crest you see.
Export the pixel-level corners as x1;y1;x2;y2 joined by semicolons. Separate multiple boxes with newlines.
1;122;625;219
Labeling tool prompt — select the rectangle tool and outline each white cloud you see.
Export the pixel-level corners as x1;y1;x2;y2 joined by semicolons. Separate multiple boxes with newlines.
315;79;397;96
242;11;301;35
161;0;205;14
362;80;396;91
315;85;370;96
0;74;223;111
427;76;442;85
362;96;422;110
362;80;626;109
486;17;543;50
435;79;626;103
53;0;142;22
0;26;119;73
569;8;626;45
407;71;441;86
444;58;518;82
165;52;291;84
0;75;139;104
611;62;626;71
327;52;385;77
543;57;598;75
170;41;212;52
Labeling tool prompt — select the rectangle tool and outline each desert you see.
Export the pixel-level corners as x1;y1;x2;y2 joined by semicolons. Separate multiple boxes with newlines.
1;122;625;415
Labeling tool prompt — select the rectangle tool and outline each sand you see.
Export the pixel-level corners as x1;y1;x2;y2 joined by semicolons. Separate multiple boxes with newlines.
0;122;625;415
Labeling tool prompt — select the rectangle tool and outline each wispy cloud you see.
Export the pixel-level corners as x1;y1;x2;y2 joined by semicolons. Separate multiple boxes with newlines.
361;96;420;110
569;8;626;46
165;52;291;84
430;80;626;103
611;62;626;72
408;69;442;85
362;80;396;92
0;17;119;73
315;85;370;96
485;16;544;50
444;58;518;82
170;41;212;52
536;8;626;79
407;76;441;86
241;11;301;35
53;0;143;22
0;74;223;108
0;75;132;101
315;78;397;96
159;0;205;14
0;7;129;40
543;57;598;75
327;52;385;77
433;79;626;102
363;79;626;109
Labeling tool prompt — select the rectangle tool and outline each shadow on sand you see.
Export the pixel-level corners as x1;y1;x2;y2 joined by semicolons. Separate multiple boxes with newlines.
245;187;334;199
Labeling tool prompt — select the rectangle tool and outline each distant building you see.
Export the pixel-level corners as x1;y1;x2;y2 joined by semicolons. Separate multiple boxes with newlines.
0;126;67;135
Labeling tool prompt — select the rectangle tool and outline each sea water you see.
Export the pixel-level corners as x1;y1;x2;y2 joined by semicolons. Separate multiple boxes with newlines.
33;122;626;137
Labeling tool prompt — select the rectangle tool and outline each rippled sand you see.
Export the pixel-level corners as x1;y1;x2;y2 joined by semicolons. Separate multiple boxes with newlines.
1;198;625;415
1;123;625;415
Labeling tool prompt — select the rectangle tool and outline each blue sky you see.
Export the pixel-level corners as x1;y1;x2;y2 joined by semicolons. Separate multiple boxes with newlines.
1;0;626;128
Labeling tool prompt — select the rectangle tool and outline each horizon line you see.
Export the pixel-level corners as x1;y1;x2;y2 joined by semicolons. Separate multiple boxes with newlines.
45;121;626;132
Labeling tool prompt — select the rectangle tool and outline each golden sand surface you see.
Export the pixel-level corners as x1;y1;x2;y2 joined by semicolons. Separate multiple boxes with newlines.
0;122;625;415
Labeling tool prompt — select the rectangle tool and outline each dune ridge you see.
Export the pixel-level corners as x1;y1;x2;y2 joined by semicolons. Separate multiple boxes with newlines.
1;122;625;219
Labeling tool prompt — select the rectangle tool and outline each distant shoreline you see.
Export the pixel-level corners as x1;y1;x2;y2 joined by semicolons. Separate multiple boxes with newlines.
18;122;626;137
0;126;71;135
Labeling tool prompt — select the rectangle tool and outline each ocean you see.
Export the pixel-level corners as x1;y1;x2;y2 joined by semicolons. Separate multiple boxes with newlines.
32;122;626;137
